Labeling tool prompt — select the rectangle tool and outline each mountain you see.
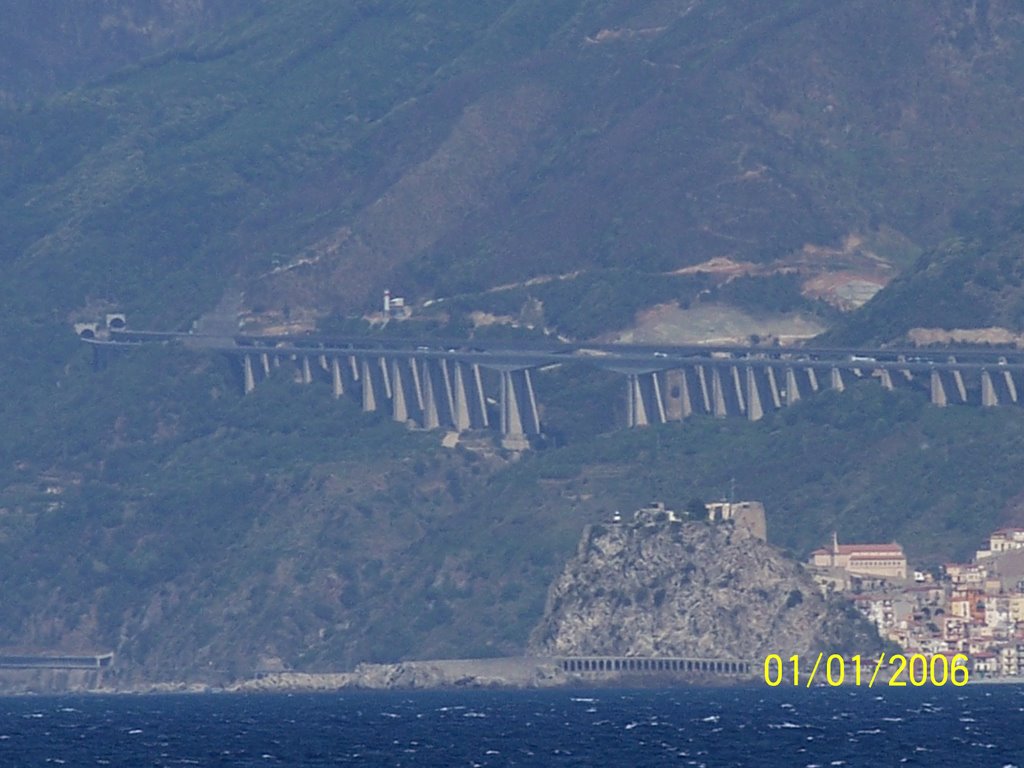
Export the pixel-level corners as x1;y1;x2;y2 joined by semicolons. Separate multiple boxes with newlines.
0;1;256;103
5;0;1024;330
4;1;1024;688
824;223;1024;346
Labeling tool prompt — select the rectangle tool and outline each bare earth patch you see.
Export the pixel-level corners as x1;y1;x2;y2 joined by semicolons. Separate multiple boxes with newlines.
668;231;905;312
907;327;1024;347
608;302;826;346
802;272;887;310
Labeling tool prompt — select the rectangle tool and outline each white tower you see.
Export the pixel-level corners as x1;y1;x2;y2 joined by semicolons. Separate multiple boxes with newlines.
383;289;391;314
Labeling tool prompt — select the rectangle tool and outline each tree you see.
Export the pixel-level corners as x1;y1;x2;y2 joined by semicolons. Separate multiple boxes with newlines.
685;497;707;520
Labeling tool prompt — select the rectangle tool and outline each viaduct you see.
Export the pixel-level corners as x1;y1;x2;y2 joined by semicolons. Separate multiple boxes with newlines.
77;318;1024;450
552;654;752;677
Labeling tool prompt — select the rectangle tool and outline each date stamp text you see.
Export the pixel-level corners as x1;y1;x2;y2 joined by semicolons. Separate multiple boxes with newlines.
763;653;970;687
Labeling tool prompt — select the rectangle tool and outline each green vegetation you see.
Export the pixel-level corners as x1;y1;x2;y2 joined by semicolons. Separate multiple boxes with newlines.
502;376;1024;565
3;339;1023;677
7;1;1024;331
829;240;1024;346
364;269;835;343
438;270;715;339
709;275;838;325
5;0;1024;682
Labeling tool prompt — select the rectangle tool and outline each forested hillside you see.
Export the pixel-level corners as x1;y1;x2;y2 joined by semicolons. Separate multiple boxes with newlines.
4;0;1024;686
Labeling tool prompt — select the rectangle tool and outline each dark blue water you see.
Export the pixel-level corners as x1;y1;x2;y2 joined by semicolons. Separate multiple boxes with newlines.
0;686;1020;767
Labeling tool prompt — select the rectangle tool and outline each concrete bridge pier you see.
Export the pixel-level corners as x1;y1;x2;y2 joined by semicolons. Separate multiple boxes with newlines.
1004;369;1019;404
930;369;948;406
711;366;729;417
471;363;489;428
649;372;667;423
378;357;392;401
360;358;376;412
806;366;820;392
390;358;422;425
877;368;895;391
452;362;488;432
942;362;966;405
730;366;747;416
765;366;783;408
243;353;256;394
410;358;425;413
435;359;452;413
930;369;966;406
452;363;472;431
331;356;345;398
626;373;648;427
663;369;693;421
260;352;271;376
419;360;445;430
745;366;763;421
300;355;313;385
830;366;846;392
436;359;458;426
499;368;541;450
981;369;998;407
391;363;409;422
626;372;667;427
360;357;390;413
979;367;1017;405
784;367;801;406
950;367;967;403
693;365;712;413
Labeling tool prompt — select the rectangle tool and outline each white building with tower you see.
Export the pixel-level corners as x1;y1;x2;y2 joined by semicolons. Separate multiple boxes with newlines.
810;533;907;580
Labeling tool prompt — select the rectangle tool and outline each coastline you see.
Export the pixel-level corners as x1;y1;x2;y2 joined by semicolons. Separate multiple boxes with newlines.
10;655;1018;695
0;656;762;695
967;676;1024;685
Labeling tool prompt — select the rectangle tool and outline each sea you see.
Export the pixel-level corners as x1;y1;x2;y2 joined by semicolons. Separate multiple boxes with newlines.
0;686;1021;767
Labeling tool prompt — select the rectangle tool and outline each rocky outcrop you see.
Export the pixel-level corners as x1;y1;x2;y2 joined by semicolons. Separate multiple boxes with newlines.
229;658;567;692
529;520;882;660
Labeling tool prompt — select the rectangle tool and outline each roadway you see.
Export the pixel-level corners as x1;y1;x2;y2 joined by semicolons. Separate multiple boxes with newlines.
83;329;1024;374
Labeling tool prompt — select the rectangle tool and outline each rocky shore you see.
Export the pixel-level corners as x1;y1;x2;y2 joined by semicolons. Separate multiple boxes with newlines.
227;657;567;692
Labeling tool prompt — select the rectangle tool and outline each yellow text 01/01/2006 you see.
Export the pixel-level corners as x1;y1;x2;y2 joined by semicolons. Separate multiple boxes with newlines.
763;653;970;688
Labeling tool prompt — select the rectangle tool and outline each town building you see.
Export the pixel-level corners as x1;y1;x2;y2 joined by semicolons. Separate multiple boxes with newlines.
944;562;986;588
809;534;907;580
976;527;1024;560
704;501;767;541
804;523;1024;678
